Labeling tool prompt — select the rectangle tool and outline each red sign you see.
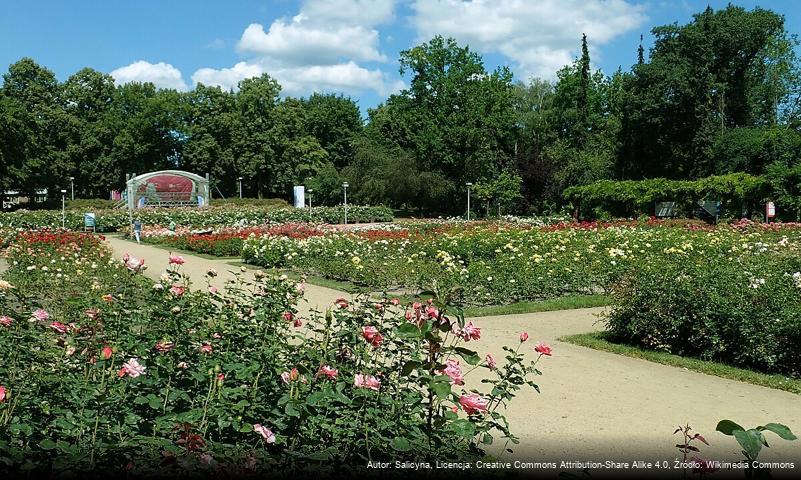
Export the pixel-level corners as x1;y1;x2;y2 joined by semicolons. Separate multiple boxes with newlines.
766;201;776;218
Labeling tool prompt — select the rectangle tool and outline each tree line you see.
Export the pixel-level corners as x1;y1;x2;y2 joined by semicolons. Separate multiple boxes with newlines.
1;4;799;214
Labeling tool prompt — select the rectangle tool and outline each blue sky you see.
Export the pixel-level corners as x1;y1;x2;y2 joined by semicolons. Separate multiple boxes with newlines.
1;0;799;112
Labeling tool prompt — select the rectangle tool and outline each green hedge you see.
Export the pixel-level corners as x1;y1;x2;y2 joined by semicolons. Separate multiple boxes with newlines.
564;173;768;219
0;204;393;231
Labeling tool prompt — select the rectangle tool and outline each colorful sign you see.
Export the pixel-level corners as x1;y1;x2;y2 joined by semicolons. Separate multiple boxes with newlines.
766;201;776;218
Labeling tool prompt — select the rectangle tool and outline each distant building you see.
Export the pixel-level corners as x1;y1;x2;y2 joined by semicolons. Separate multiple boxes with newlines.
1;189;49;209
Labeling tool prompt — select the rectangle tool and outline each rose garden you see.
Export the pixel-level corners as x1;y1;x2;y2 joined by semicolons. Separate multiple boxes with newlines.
0;202;798;477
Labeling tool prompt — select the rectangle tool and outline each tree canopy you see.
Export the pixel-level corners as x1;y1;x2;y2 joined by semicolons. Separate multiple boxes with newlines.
1;4;800;215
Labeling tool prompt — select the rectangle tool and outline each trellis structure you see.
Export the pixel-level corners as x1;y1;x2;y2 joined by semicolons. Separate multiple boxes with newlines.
125;170;210;209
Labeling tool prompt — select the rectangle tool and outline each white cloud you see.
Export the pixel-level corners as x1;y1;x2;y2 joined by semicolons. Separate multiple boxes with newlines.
192;0;401;97
238;21;385;65
192;60;405;97
412;0;647;79
110;60;188;91
192;62;264;91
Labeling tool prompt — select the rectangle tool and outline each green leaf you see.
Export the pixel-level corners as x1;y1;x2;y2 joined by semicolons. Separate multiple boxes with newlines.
716;419;745;436
401;360;421;376
448;419;476;438
453;347;480;366
306;391;326;406
39;439;57;451
758;423;797;441
430;380;451;398
396;323;421;338
733;429;763;460
391;437;412;451
285;402;301;417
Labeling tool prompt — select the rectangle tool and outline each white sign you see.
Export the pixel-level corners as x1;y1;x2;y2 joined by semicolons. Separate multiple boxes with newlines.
766;201;776;218
293;186;305;209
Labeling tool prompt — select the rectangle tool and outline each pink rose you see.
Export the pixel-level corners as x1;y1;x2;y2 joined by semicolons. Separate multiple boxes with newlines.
437;359;464;385
0;315;12;327
317;365;338;380
390;298;400;306
354;373;381;391
169;285;185;296
459;394;488;415
123;254;145;272
49;321;68;334
293;317;303;328
208;286;218;294
253;424;276;443
119;358;146;378
101;345;113;360
456;321;481;341
32;308;50;322
519;332;529;343
281;367;300;384
282;311;294;322
0;385;6;402
361;326;383;347
335;298;349;309
485;354;497;371
534;343;553;356
199;343;213;354
169;254;185;265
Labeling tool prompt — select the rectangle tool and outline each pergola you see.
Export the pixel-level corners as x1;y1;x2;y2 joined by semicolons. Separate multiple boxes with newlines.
125;170;210;209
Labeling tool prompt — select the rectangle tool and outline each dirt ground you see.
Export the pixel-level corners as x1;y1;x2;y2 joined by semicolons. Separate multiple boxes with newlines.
105;235;801;471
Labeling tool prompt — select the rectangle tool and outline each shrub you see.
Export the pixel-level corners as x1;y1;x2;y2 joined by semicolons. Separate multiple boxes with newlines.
0;230;546;475
603;239;801;377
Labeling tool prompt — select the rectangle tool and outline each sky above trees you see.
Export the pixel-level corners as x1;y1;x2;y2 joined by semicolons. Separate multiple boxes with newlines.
2;0;799;111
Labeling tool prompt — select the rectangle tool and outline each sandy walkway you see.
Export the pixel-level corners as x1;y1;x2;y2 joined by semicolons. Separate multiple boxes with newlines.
105;236;801;468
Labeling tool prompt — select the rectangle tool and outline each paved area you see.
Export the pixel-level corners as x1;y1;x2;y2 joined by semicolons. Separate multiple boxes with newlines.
105;236;801;468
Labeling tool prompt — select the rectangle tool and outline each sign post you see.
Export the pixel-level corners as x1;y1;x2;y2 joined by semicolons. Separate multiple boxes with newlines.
766;201;776;223
84;212;96;232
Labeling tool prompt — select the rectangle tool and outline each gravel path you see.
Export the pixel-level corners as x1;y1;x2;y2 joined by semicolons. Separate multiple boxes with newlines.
105;235;801;468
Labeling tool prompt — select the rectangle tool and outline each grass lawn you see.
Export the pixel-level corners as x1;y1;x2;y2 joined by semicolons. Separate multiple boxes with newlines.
560;331;801;395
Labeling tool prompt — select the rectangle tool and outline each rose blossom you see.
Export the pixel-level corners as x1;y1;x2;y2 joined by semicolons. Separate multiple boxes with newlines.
519;332;529;343
485;354;497;371
253;424;276;443
169;285;185;296
101;345;113;360
199;343;213;354
361;326;384;347
390;298;400;306
208;286;218;294
49;321;68;334
281;367;300;384
534;343;553;356
177;361;189;369
437;359;464;385
122;253;145;272
31;308;50;322
335;298;349;308
293;317;303;328
0;316;12;327
459;394;489;415
317;365;338;380
354;374;381;391
155;341;175;353
168;254;185;265
0;385;6;402
118;358;146;378
455;321;481;341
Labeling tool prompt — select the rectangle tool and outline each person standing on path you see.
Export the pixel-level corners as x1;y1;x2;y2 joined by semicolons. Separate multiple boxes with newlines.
133;218;142;243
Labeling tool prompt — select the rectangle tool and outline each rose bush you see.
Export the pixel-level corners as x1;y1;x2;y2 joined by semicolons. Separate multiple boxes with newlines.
0;205;393;232
0;231;546;475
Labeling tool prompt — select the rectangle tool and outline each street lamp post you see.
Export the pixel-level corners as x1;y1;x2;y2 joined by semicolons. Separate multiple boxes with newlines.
466;182;473;221
307;189;313;214
61;189;67;228
69;177;75;201
238;177;243;199
342;182;349;225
